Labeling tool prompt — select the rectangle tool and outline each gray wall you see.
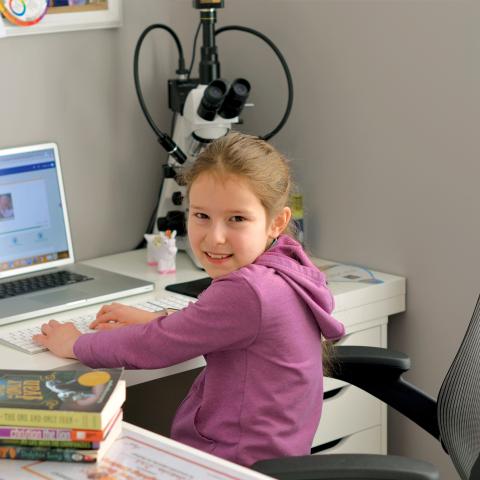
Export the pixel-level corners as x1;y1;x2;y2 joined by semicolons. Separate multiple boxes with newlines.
2;1;479;478
220;1;479;479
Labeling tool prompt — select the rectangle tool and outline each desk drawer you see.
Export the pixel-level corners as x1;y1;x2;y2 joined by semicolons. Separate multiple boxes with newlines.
313;385;381;446
315;426;382;455
335;324;382;347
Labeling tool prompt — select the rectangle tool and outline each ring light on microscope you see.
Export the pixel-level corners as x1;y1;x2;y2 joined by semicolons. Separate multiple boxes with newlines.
0;0;48;26
188;127;229;157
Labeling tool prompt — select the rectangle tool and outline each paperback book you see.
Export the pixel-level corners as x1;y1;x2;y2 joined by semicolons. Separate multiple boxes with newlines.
0;368;125;430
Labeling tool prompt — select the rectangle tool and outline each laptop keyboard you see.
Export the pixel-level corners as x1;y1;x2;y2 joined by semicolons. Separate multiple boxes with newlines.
0;292;194;355
0;271;93;299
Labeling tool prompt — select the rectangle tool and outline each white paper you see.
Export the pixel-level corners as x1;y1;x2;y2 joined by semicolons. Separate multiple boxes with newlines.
322;264;383;284
0;422;274;480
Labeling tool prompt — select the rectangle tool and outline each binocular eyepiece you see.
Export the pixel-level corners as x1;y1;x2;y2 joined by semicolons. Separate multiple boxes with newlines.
197;78;251;121
197;80;228;121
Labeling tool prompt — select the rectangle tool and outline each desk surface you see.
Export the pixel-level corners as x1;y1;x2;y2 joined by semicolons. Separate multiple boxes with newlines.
0;250;405;386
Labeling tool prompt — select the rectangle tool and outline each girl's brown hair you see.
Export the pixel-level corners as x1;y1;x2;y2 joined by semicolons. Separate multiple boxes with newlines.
181;131;295;236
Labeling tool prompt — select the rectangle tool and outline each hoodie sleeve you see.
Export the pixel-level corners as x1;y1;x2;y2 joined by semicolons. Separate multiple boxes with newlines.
73;274;261;369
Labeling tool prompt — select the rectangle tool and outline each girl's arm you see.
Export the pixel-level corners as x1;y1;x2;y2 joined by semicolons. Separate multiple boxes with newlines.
32;304;166;358
76;275;261;369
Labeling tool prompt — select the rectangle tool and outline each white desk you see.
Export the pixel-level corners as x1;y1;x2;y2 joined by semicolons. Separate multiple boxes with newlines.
0;422;274;480
0;250;405;454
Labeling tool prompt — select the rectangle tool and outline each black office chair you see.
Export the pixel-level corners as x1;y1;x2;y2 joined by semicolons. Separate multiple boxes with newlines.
252;294;480;480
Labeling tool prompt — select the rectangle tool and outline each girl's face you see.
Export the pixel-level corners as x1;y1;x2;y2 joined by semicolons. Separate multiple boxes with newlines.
188;172;290;279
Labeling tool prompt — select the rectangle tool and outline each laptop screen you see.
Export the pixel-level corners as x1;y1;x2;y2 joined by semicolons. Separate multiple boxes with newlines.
0;143;74;279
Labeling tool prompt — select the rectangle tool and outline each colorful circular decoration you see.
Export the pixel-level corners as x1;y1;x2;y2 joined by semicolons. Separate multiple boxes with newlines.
0;0;48;27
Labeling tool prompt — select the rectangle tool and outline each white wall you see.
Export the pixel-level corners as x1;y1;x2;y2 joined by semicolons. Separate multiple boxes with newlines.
1;1;479;478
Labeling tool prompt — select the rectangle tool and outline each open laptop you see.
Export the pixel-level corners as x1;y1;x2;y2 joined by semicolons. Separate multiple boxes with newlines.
0;143;154;326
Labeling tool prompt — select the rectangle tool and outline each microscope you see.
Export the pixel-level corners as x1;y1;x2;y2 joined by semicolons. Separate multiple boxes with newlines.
134;0;293;268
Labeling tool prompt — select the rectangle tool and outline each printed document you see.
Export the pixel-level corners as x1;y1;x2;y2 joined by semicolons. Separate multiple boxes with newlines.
0;422;274;480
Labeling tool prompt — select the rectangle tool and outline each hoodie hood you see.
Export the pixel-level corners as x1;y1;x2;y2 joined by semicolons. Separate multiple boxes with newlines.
255;235;345;340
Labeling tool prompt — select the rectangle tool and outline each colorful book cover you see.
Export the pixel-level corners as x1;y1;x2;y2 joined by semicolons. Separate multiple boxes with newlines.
0;425;105;443
0;445;100;462
0;369;125;429
0;438;97;449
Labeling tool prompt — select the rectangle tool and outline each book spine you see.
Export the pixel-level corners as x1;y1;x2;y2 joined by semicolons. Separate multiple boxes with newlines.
0;426;104;442
0;445;98;462
0;438;98;449
0;409;101;430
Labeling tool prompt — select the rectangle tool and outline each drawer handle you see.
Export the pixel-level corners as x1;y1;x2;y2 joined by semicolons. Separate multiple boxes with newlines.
311;437;342;454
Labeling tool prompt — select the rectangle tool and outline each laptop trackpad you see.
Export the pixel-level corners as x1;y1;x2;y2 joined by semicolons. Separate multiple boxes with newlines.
31;290;87;306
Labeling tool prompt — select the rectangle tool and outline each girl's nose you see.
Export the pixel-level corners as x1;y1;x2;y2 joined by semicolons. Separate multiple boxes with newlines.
208;222;227;244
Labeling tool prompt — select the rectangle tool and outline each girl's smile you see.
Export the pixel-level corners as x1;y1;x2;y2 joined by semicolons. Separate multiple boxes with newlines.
204;252;233;262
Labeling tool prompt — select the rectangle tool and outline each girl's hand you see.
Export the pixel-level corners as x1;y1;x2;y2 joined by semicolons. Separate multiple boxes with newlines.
89;303;166;330
32;320;81;359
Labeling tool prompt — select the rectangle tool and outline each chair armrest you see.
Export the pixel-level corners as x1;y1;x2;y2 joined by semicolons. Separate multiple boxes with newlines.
329;346;439;440
334;345;411;371
252;453;439;480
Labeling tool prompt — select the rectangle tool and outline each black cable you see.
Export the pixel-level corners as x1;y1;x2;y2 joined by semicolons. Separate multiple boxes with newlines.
215;25;294;141
134;109;179;250
133;24;186;249
133;24;186;141
187;21;202;79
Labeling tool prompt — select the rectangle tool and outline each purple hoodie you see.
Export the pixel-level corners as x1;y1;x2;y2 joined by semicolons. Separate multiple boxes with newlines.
74;235;345;466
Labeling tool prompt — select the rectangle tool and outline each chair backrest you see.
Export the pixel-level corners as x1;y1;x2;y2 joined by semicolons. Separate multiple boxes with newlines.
437;294;480;480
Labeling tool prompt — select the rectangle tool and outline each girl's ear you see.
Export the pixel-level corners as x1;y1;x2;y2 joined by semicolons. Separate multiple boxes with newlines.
269;207;292;238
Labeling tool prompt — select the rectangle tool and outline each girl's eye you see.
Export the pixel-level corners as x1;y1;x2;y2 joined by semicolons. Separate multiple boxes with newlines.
230;215;246;223
194;212;208;219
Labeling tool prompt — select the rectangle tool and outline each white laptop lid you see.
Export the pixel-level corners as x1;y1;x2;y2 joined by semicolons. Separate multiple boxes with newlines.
0;143;74;280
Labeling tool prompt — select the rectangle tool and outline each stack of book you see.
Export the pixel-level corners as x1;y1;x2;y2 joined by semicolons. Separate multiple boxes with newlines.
0;368;126;462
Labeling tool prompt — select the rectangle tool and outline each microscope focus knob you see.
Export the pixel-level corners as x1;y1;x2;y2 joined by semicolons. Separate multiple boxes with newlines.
172;191;184;206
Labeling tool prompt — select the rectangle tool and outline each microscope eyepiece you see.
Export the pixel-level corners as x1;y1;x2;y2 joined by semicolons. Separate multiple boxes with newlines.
218;78;251;119
197;79;228;121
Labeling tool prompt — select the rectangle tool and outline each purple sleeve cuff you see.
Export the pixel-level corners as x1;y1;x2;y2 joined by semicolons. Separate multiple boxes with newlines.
73;333;103;368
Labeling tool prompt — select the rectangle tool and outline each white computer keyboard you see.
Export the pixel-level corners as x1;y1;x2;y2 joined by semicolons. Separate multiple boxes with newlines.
0;292;194;355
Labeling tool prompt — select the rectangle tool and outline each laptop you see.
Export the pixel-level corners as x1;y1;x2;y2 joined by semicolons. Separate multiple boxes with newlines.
0;143;154;326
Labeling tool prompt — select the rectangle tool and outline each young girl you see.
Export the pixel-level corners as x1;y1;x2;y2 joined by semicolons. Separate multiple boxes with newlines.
33;132;345;467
